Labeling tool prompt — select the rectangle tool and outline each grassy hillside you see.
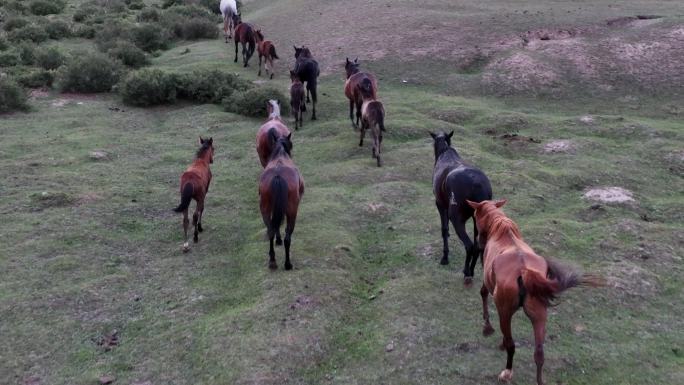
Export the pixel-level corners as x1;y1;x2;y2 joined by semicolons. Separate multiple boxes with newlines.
1;1;683;384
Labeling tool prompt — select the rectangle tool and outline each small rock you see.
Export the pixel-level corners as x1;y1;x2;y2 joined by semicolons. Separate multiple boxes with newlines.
385;341;395;352
579;115;594;124
89;151;109;161
583;187;634;204
99;376;115;385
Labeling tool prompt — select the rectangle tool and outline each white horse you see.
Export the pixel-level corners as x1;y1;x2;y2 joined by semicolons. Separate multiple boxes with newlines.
220;0;239;42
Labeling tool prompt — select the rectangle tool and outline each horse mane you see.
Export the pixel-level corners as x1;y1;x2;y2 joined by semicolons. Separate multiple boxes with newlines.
486;210;522;240
255;30;264;41
196;142;211;158
298;47;312;58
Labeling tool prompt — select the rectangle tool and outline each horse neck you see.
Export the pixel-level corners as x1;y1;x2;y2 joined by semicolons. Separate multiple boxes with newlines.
268;104;281;120
487;213;522;242
195;150;211;166
436;147;461;164
269;143;290;163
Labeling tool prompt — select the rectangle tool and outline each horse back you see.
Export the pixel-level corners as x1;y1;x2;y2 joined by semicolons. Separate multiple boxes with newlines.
295;58;319;82
346;72;377;101
181;162;211;196
235;23;254;42
261;161;303;202
256;121;291;167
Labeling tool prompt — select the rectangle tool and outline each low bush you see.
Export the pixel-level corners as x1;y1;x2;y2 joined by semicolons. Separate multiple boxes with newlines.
2;1;28;14
179;18;218;40
119;69;177;106
224;86;289;117
198;0;221;15
177;69;248;103
73;5;99;23
17;43;36;65
7;24;49;43
132;23;170;52
45;20;71;39
162;5;219;39
58;52;122;93
17;68;54;88
0;51;19;67
35;47;65;70
74;25;96;39
3;17;29;32
107;41;149;68
0;77;29;112
127;0;145;10
29;0;66;16
137;7;160;22
94;21;133;52
0;36;9;51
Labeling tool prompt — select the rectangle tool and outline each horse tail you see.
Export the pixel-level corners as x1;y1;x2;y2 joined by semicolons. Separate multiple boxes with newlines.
269;44;278;59
270;175;288;233
521;258;605;306
308;77;317;103
360;77;373;98
173;182;193;212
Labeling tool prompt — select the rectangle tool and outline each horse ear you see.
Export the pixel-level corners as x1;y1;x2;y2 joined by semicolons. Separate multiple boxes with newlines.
447;131;454;139
199;136;204;144
429;131;437;140
465;200;482;210
207;137;213;145
287;133;292;140
494;199;507;208
354;57;358;63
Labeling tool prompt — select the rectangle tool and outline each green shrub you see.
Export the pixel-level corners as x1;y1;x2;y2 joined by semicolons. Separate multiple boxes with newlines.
7;24;48;43
73;5;99;23
3;17;29;32
107;41;149;68
17;43;36;65
45;20;71;39
132;23;170;52
74;25;96;39
35;47;65;70
0;36;9;51
177;69;248;103
29;0;65;16
17;68;54;88
119;68;177;106
162;5;218;39
137;7;160;22
58;52;122;93
180;18;218;39
127;0;145;10
198;0;221;15
224;86;289;117
3;1;28;14
94;21;133;52
0;77;29;112
0;51;19;67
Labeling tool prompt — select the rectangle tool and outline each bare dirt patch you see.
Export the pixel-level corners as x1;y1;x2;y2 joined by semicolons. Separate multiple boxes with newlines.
605;260;659;299
289;295;319;311
543;139;576;154
583;187;635;204
482;52;561;95
29;89;49;99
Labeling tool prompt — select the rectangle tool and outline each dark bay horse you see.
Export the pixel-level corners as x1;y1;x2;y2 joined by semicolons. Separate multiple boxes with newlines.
173;137;214;252
234;21;256;67
293;46;319;120
290;70;305;130
259;132;304;270
344;57;378;128
360;89;385;167
256;100;291;168
255;29;278;78
466;199;604;385
431;131;492;285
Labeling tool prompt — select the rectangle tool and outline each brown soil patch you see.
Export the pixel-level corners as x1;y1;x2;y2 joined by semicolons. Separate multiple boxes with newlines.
543;140;576;154
29;89;49;99
583;187;635;204
606;260;659;298
289;295;319;311
498;133;541;144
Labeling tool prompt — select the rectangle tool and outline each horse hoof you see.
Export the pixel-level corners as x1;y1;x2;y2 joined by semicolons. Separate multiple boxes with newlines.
463;276;474;288
483;324;495;336
182;242;190;252
276;238;283;246
311;116;317;121
268;262;278;270
270;74;274;79
440;257;449;265
498;369;513;383
377;159;382;167
284;262;293;271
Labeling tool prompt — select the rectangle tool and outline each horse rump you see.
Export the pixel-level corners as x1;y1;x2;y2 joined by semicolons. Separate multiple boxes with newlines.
269;175;288;233
174;183;193;212
522;258;606;306
269;44;278;59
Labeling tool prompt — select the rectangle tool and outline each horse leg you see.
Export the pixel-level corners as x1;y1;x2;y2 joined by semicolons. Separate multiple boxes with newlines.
283;213;297;270
451;214;475;286
496;294;518;383
234;40;239;63
223;17;229;43
436;202;449;265
306;87;311;103
258;54;262;76
349;100;356;127
276;229;282;246
268;58;274;79
359;120;367;147
355;101;362;128
375;132;383;167
309;83;317;120
242;42;247;67
268;231;277;270
193;199;203;243
481;284;495;336
524;299;548;385
182;208;190;252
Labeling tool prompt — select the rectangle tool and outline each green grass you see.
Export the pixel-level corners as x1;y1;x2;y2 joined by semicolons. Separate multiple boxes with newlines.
1;1;684;384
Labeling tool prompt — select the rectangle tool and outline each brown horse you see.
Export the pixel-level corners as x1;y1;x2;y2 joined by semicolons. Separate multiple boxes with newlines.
290;70;305;130
255;29;278;79
259;132;304;270
173;137;214;252
359;92;385;167
256;100;291;167
234;21;256;67
466;199;604;385
344;57;377;128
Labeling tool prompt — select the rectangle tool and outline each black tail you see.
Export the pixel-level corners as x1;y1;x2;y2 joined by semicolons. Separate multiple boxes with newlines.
360;77;373;98
307;78;317;103
174;183;193;212
269;45;278;59
270;175;288;233
377;107;385;132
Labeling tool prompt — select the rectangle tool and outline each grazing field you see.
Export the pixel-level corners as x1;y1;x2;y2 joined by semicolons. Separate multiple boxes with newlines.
1;1;683;384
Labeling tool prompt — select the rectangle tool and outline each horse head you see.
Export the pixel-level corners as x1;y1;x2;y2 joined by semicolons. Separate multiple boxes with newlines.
198;136;215;164
429;131;454;160
345;57;360;78
255;29;264;42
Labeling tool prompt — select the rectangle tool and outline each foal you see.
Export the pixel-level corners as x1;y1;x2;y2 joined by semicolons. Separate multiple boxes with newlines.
359;85;385;167
234;21;256;67
344;57;378;128
173;137;214;252
431;131;492;285
256;99;291;167
290;70;305;130
259;132;304;270
255;29;278;79
466;199;604;385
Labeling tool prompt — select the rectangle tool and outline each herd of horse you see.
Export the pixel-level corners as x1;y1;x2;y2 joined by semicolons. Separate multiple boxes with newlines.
172;2;605;384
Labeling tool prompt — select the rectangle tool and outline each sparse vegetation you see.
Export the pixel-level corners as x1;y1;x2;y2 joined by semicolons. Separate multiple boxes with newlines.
35;46;65;70
58;52;122;92
45;19;71;39
107;41;149;68
0;76;29;111
224;86;289;117
7;24;48;43
28;0;65;15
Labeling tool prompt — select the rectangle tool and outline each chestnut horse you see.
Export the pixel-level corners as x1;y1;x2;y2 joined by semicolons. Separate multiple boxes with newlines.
219;0;239;42
234;21;256;67
173;137;214;252
431;131;492;284
293;46;319;120
256;100;291;167
344;57;377;128
359;87;385;167
290;71;305;130
259;132;304;270
466;199;604;385
255;29;278;79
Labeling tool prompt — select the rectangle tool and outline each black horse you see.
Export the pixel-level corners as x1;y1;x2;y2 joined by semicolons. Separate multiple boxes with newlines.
431;131;492;285
293;46;320;120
